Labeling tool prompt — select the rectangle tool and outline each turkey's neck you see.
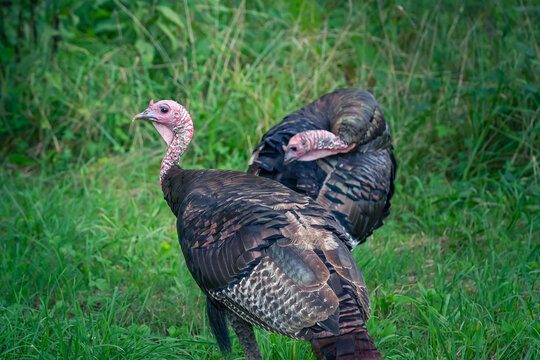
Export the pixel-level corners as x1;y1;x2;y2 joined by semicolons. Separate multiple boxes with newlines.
298;130;354;161
160;122;194;183
304;130;351;151
298;130;355;161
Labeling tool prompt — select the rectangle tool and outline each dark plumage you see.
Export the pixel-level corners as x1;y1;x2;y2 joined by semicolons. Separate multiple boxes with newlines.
134;100;384;359
248;89;396;249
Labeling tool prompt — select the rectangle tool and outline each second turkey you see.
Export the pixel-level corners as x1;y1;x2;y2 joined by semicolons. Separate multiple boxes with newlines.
248;88;397;249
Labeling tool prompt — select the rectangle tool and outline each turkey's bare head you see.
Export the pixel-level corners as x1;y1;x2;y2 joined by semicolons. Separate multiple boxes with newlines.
134;99;194;182
282;134;308;164
133;99;192;146
283;130;355;165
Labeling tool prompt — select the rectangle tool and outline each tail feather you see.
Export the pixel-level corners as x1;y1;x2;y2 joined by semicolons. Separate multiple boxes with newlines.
311;330;383;360
310;273;383;359
206;298;231;353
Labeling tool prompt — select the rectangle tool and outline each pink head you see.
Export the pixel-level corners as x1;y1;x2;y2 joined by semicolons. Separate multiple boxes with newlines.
282;130;355;165
133;99;193;146
282;133;309;164
134;99;194;182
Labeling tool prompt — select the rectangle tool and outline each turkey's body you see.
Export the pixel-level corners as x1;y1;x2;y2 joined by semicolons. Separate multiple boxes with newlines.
248;89;396;249
162;166;382;359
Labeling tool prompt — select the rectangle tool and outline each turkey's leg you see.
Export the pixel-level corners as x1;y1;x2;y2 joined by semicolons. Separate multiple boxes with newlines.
226;313;262;360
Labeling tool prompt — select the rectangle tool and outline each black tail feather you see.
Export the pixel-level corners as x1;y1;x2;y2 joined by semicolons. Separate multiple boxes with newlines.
206;298;231;353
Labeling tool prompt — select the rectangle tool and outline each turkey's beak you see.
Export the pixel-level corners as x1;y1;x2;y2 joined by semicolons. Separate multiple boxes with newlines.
283;152;298;165
132;108;157;122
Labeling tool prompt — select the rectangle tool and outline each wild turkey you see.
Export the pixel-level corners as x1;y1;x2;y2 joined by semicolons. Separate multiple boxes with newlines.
134;99;384;359
248;89;396;249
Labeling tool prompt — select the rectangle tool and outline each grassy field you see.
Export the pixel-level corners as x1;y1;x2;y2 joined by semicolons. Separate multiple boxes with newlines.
1;0;539;359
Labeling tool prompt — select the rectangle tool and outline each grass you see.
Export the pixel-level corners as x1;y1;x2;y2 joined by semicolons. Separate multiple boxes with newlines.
1;0;539;359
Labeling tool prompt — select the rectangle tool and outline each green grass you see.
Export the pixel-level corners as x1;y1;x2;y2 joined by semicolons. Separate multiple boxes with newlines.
1;0;539;359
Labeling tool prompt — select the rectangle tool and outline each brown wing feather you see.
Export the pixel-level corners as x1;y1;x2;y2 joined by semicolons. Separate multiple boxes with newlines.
316;148;394;247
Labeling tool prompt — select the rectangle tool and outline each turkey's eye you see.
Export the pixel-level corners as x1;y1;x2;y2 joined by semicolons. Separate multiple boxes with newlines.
290;146;297;152
160;107;169;113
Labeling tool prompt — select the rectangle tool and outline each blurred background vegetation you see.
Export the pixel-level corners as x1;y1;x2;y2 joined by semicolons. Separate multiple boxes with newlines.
0;0;538;359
